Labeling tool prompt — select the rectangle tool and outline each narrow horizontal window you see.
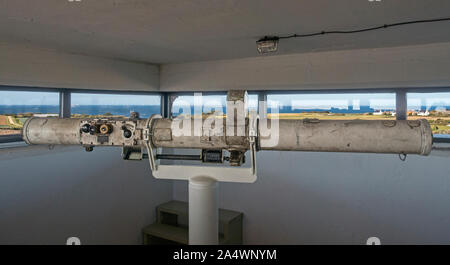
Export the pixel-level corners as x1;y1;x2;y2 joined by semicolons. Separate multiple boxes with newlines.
407;92;450;136
172;95;227;117
71;93;161;118
171;94;259;118
266;93;396;120
0;91;59;138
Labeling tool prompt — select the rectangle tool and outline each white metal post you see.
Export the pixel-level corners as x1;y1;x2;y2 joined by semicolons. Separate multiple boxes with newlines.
188;176;219;245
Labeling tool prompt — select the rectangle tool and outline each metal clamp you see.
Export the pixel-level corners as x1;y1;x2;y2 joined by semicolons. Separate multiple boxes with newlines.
144;114;162;172
145;114;259;183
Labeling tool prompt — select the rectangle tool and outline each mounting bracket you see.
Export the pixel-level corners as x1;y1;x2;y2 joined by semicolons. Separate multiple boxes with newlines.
144;114;258;183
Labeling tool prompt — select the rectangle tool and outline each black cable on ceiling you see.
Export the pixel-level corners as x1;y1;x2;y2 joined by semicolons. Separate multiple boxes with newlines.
276;17;450;40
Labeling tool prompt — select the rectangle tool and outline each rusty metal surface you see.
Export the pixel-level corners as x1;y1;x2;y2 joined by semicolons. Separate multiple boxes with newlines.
151;118;249;150
258;119;432;155
22;116;433;156
23;117;81;145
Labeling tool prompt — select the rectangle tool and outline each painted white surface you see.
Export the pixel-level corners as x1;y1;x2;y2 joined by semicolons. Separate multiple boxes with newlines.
189;176;219;245
0;42;159;91
161;42;450;91
2;41;450;93
0;146;171;244
173;151;450;244
1;0;450;63
0;1;449;244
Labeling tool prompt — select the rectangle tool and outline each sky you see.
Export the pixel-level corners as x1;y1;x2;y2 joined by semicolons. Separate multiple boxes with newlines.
71;93;161;105
0;91;161;106
0;91;59;105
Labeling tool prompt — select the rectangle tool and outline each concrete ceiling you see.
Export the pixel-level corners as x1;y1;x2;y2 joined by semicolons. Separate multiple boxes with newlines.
0;0;449;64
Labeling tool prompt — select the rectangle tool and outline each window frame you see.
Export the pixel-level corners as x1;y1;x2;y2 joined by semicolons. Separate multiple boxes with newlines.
265;88;398;116
403;88;450;143
167;91;228;118
263;88;450;142
167;91;261;118
2;86;449;145
69;90;162;119
0;85;162;144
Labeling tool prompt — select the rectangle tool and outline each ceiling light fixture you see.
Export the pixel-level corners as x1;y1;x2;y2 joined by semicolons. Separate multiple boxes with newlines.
256;36;279;54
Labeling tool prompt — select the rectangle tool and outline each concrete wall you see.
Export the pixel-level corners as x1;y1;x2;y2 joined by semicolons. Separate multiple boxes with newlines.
0;42;159;91
1;40;450;245
2;145;448;245
173;150;450;244
2;41;450;93
160;42;450;91
0;145;172;244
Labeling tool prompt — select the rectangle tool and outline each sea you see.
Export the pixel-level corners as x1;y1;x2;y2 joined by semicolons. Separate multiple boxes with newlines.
0;105;161;118
0;105;448;117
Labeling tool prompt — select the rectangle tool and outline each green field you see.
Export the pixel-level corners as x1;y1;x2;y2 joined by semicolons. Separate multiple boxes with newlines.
268;113;450;134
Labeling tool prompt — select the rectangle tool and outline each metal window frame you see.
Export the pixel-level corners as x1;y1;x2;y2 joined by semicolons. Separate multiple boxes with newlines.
264;88;400;120
0;85;163;144
166;91;262;117
263;87;450;142
59;91;71;118
401;88;450;143
69;89;163;119
167;91;229;118
1;85;449;144
165;88;450;120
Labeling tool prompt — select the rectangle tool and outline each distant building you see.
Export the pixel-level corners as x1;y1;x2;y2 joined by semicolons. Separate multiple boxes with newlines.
32;114;59;117
373;110;384;115
417;110;430;116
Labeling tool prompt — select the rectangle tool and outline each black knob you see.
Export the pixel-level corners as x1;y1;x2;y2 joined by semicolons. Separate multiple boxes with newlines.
89;125;98;135
81;124;90;133
123;129;132;138
130;112;140;119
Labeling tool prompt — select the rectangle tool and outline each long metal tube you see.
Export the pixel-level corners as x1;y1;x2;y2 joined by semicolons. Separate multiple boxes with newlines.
22;117;433;155
259;119;433;155
22;117;82;145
